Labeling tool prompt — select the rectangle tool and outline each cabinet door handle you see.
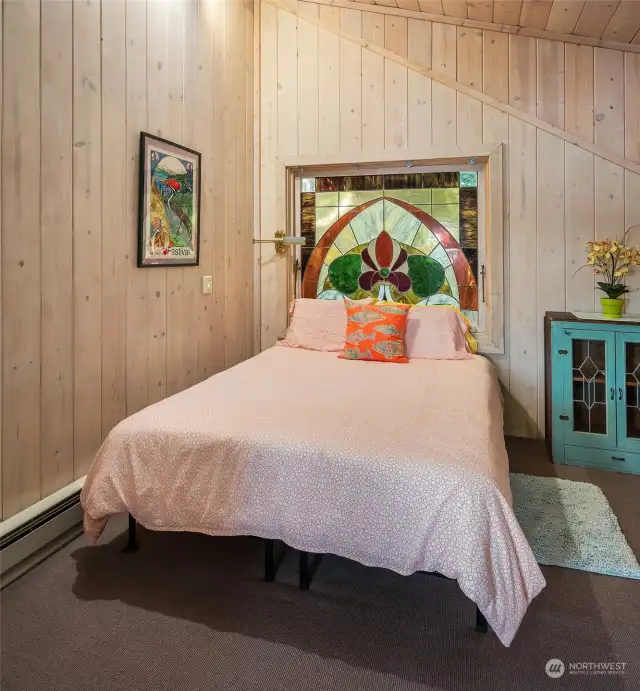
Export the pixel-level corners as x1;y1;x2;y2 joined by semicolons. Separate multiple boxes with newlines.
610;387;615;400
611;456;626;462
619;387;624;400
558;349;568;355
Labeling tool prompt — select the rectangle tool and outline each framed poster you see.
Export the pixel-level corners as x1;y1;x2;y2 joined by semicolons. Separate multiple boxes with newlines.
138;132;201;267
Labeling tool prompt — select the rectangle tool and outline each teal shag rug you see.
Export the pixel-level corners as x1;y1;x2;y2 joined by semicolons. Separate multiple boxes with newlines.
510;473;640;580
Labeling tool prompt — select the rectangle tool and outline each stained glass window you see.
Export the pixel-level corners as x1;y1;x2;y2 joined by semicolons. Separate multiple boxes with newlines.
299;171;479;324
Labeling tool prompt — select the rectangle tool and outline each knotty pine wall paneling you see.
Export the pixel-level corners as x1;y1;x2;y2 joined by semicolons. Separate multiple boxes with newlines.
1;0;255;519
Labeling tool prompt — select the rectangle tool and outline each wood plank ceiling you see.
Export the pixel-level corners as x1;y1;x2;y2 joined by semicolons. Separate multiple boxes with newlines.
349;0;640;44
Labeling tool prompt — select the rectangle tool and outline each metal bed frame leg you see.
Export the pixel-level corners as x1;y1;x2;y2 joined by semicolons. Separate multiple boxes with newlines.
475;605;489;634
299;551;310;591
264;539;276;582
122;513;138;553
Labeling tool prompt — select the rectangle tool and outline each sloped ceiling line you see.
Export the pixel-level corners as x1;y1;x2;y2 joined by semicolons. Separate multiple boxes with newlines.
266;0;640;176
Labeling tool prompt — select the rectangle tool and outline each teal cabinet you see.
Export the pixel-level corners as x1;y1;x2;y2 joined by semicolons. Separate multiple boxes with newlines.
545;312;640;475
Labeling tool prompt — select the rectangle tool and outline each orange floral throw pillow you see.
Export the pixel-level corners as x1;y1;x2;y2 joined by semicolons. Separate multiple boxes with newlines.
340;303;411;363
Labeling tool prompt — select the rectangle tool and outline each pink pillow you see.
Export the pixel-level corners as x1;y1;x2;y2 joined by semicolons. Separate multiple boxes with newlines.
279;298;373;352
405;306;473;359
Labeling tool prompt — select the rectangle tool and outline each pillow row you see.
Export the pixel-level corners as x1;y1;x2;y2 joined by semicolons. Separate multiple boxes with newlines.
278;298;474;360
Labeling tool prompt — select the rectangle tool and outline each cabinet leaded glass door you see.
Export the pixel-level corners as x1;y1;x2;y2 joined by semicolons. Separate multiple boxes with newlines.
562;329;617;449
615;331;640;452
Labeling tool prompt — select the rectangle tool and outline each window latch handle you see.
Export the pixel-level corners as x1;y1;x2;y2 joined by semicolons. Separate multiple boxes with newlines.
480;264;486;304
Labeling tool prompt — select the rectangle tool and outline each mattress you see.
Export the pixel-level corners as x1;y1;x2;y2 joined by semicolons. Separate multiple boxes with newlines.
81;346;545;646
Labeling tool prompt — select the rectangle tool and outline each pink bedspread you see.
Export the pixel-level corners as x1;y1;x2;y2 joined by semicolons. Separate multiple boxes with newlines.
81;346;545;645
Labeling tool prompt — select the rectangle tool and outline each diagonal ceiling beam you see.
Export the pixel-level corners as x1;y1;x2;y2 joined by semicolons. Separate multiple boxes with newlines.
303;0;640;54
266;0;640;176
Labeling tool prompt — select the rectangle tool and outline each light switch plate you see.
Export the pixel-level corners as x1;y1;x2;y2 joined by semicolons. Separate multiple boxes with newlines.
201;276;213;294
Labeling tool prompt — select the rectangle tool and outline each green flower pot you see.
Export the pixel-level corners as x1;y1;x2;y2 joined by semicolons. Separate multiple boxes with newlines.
600;297;624;318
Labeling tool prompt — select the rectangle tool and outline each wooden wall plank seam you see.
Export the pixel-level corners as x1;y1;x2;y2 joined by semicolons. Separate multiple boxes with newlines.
536;130;566;437
166;0;187;395
73;0;102;479
125;0;149;418
41;0;74;497
2;0;42;516
146;0;169;406
101;0;127;438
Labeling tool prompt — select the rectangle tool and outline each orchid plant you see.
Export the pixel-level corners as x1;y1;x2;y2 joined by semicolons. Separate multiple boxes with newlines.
583;229;640;300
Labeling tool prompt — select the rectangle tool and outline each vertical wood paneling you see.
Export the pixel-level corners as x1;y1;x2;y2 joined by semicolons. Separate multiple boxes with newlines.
483;104;510;396
625;53;640;164
432;22;457;78
125;0;149;416
260;0;284;347
384;22;409;150
624;171;640;313
166;0;187;394
457;93;483;146
362;9;385;48
407;19;432;149
362;59;385;152
483;31;509;102
101;0;127;434
457;27;482;90
340;8;362;151
73;0;102;478
210;0;227;376
385;15;408;58
246;1;256;361
536;131;566;436
565;44;594;143
432;23;457;145
508;116;538;439
2;0;41;515
146;1;169;406
182;0;200;390
536;38;565;129
225;0;246;369
40;0;73;497
456;26;483;147
594;48;625;156
565;144;595;312
2;0;254;518
362;12;385;151
595;157;625;242
277;8;298;156
509;35;536;116
298;8;320;155
318;26;340;154
385;59;409;150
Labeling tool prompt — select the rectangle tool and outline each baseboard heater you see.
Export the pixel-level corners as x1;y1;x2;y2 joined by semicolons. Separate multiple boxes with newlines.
0;477;85;589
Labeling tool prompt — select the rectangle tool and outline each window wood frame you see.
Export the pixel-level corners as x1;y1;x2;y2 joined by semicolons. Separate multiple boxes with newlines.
277;144;505;354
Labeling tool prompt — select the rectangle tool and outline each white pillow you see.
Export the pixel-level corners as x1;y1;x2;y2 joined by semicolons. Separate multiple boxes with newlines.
278;298;373;352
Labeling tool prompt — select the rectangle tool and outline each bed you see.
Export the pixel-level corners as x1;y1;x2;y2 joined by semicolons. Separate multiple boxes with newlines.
81;345;545;647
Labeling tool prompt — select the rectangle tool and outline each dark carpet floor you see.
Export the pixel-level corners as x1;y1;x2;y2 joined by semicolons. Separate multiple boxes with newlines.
1;438;639;691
